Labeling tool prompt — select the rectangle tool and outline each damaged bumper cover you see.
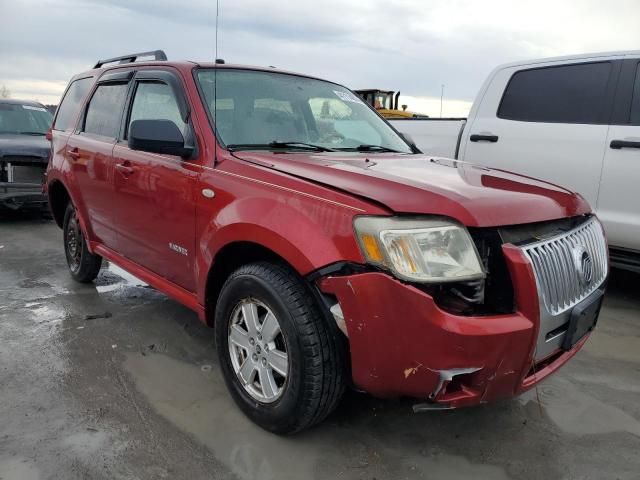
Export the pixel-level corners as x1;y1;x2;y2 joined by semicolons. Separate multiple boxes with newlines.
0;156;48;210
318;246;592;408
0;182;47;209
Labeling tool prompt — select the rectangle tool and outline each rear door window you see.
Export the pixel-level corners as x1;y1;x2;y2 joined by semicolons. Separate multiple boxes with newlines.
53;77;93;132
498;62;612;124
83;83;129;139
630;63;640;125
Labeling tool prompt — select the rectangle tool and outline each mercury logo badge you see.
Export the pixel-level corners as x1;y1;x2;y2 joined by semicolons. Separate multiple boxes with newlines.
573;246;593;286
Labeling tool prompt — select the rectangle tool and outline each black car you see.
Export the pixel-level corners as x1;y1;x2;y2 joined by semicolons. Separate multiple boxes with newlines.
0;99;53;211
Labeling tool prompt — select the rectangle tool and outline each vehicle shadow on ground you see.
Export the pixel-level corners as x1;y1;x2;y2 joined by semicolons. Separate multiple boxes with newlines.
606;266;639;299
111;266;640;480
0;208;52;223
32;257;537;480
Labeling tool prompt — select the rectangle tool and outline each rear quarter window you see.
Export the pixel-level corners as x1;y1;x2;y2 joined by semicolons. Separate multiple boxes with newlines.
53;77;93;132
498;62;612;124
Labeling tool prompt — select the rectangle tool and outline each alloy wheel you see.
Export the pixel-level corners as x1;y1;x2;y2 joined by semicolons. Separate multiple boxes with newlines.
228;298;289;403
66;210;82;273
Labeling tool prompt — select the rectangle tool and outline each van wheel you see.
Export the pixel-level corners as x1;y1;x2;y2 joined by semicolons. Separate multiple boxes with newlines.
215;262;346;434
63;203;102;283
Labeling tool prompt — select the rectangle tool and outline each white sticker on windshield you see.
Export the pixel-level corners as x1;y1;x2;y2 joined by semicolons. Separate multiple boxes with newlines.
334;90;361;104
22;105;47;112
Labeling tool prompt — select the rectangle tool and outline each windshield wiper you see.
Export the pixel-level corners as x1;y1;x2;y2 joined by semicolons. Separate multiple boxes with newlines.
227;141;336;152
19;132;47;136
353;144;400;153
335;144;401;153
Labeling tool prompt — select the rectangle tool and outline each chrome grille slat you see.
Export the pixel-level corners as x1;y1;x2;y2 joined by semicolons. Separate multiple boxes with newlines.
545;243;562;308
565;235;579;303
551;241;568;309
540;246;557;307
591;227;607;278
522;217;608;316
564;243;575;308
586;228;600;280
530;249;552;305
559;243;570;306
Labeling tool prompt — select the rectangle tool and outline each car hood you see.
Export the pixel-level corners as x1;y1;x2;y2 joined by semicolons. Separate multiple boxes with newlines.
232;151;591;227
0;134;50;163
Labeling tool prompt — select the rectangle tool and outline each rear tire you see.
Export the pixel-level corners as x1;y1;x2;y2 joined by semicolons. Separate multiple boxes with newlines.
214;262;346;434
63;202;102;283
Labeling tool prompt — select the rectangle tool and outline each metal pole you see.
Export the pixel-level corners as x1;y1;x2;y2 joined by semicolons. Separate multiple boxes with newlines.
440;84;444;118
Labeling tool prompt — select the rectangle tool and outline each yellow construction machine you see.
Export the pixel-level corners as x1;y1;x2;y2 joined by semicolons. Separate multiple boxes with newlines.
354;89;428;119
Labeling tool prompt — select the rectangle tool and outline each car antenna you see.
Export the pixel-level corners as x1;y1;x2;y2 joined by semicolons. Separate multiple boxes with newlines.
214;0;221;163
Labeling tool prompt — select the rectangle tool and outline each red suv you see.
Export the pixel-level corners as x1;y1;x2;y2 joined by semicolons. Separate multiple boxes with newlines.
46;50;609;434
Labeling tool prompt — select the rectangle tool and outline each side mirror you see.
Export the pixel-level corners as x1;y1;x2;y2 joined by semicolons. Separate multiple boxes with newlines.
128;119;193;158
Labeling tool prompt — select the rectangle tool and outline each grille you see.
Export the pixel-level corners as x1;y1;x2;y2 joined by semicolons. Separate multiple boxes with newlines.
521;217;608;315
10;165;45;184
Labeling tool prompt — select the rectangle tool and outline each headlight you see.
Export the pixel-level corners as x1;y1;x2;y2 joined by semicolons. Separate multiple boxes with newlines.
354;216;485;283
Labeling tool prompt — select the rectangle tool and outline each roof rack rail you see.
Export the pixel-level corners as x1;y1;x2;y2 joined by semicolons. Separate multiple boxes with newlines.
93;50;167;69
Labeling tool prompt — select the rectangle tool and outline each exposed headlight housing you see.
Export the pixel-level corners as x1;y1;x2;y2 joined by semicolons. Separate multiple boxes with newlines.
354;216;485;283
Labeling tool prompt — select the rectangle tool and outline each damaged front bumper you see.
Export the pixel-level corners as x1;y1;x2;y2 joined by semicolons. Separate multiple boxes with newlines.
0;182;47;210
0;159;47;210
318;246;597;408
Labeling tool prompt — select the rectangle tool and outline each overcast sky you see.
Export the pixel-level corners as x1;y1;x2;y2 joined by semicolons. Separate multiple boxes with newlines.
1;0;640;116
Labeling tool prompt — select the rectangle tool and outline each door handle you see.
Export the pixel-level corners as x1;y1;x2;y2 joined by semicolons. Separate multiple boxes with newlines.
115;163;135;176
470;134;499;143
67;147;81;160
610;140;640;149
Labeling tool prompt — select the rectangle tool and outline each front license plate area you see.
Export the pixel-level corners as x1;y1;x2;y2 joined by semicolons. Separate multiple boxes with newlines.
562;289;604;350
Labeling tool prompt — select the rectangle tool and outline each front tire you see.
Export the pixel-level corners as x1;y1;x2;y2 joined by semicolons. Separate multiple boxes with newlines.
63;202;102;283
214;262;346;434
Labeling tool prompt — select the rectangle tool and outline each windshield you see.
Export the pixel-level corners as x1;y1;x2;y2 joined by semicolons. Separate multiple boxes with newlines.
196;69;413;154
0;103;53;135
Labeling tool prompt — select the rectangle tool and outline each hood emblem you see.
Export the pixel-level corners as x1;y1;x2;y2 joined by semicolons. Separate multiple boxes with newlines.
573;246;593;286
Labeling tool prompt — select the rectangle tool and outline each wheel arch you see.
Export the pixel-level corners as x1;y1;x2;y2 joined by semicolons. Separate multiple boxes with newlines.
203;240;306;327
197;190;365;327
48;179;72;228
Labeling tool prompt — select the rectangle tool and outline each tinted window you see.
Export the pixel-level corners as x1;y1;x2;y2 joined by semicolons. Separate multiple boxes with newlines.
631;63;640;124
0;103;53;135
128;82;185;137
498;62;612;124
83;83;128;138
53;77;93;131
